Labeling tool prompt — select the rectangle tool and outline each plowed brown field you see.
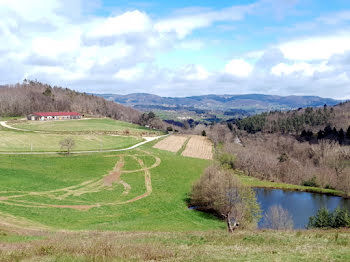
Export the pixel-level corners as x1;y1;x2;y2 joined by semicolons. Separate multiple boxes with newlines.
153;135;188;152
181;136;213;160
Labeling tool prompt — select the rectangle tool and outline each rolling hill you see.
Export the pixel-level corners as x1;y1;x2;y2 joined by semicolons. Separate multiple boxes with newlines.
99;93;340;113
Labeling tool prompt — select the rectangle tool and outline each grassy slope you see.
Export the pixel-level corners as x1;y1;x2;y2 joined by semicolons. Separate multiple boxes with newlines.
0;141;222;231
0;131;143;152
0;229;349;261
0;118;164;152
0;137;349;261
11;118;155;134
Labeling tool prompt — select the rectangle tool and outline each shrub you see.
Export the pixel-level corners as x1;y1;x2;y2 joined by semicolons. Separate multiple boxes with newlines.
308;207;350;228
302;177;319;187
332;207;350;228
190;165;261;232
202;130;206;136
218;153;236;169
308;208;332;228
278;153;289;163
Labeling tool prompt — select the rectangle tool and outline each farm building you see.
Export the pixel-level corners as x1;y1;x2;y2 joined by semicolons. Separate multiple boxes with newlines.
27;112;82;121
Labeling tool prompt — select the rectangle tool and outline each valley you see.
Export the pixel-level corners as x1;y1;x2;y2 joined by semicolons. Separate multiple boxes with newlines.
0;114;349;261
99;93;341;125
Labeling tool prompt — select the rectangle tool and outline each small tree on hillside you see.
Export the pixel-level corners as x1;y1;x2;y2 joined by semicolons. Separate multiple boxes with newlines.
190;166;261;232
60;137;75;155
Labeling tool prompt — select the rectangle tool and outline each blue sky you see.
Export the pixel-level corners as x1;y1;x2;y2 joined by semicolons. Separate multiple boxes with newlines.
1;0;350;98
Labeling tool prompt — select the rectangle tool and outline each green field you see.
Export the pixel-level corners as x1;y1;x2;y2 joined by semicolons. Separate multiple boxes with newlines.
0;118;163;152
1;120;349;261
0;141;220;231
10;118;161;135
0;131;143;152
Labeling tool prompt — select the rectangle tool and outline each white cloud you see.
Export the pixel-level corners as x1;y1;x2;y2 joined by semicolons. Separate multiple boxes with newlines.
0;0;61;22
114;67;143;81
279;34;350;61
182;65;210;81
154;5;253;38
0;0;350;99
86;10;151;39
271;61;333;76
225;59;253;77
31;34;80;58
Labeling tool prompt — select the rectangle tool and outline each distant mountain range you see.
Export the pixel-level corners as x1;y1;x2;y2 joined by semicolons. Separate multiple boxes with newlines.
98;93;340;114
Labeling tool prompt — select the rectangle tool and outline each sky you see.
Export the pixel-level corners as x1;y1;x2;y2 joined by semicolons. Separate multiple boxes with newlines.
1;0;350;98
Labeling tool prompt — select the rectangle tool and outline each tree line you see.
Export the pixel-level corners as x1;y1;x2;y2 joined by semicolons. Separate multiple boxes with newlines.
236;105;335;134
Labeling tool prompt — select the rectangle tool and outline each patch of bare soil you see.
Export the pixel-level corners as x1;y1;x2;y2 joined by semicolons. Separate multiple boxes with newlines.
103;157;125;186
181;135;213;160
153;135;188;152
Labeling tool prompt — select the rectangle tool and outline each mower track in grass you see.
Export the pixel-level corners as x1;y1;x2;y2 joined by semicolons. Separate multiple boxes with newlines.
0;150;161;211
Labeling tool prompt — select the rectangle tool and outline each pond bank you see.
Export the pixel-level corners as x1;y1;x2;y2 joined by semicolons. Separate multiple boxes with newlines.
236;172;348;198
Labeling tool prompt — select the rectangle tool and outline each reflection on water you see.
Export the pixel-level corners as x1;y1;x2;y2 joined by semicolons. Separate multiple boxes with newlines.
254;188;350;229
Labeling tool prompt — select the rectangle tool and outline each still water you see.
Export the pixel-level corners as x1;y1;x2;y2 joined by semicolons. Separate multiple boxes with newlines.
254;188;350;229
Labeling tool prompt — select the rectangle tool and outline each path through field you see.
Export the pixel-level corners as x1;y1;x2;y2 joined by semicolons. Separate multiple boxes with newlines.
0;150;161;211
0;135;168;155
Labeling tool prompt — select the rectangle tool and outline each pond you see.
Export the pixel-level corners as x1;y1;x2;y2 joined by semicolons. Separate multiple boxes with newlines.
254;188;350;229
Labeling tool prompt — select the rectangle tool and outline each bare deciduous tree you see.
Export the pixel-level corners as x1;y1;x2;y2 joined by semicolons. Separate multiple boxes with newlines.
60;138;75;155
190;166;261;232
261;205;294;230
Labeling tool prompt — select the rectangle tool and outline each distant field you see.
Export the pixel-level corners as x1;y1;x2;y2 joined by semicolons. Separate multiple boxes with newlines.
153;135;188;152
0;141;218;231
0;131;143;152
154;135;213;160
182;136;213;160
11;118;161;135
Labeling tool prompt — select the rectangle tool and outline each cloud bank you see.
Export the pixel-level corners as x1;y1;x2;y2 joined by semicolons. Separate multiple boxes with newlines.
1;0;350;99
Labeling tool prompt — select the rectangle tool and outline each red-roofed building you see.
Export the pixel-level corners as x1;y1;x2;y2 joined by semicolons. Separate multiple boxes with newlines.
27;112;82;121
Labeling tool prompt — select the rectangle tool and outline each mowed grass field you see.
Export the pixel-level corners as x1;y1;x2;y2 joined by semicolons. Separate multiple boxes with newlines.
11;118;160;135
0;141;221;231
0;118;162;152
0;131;143;152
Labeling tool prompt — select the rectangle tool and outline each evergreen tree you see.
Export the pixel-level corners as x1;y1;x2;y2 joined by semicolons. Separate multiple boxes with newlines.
317;130;325;140
308;208;332;228
300;130;307;137
324;124;332;136
332;207;350;228
338;128;345;144
346;126;350;140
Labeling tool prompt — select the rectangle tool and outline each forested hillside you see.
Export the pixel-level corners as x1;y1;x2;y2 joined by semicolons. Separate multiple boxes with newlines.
0;80;141;124
236;102;350;139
